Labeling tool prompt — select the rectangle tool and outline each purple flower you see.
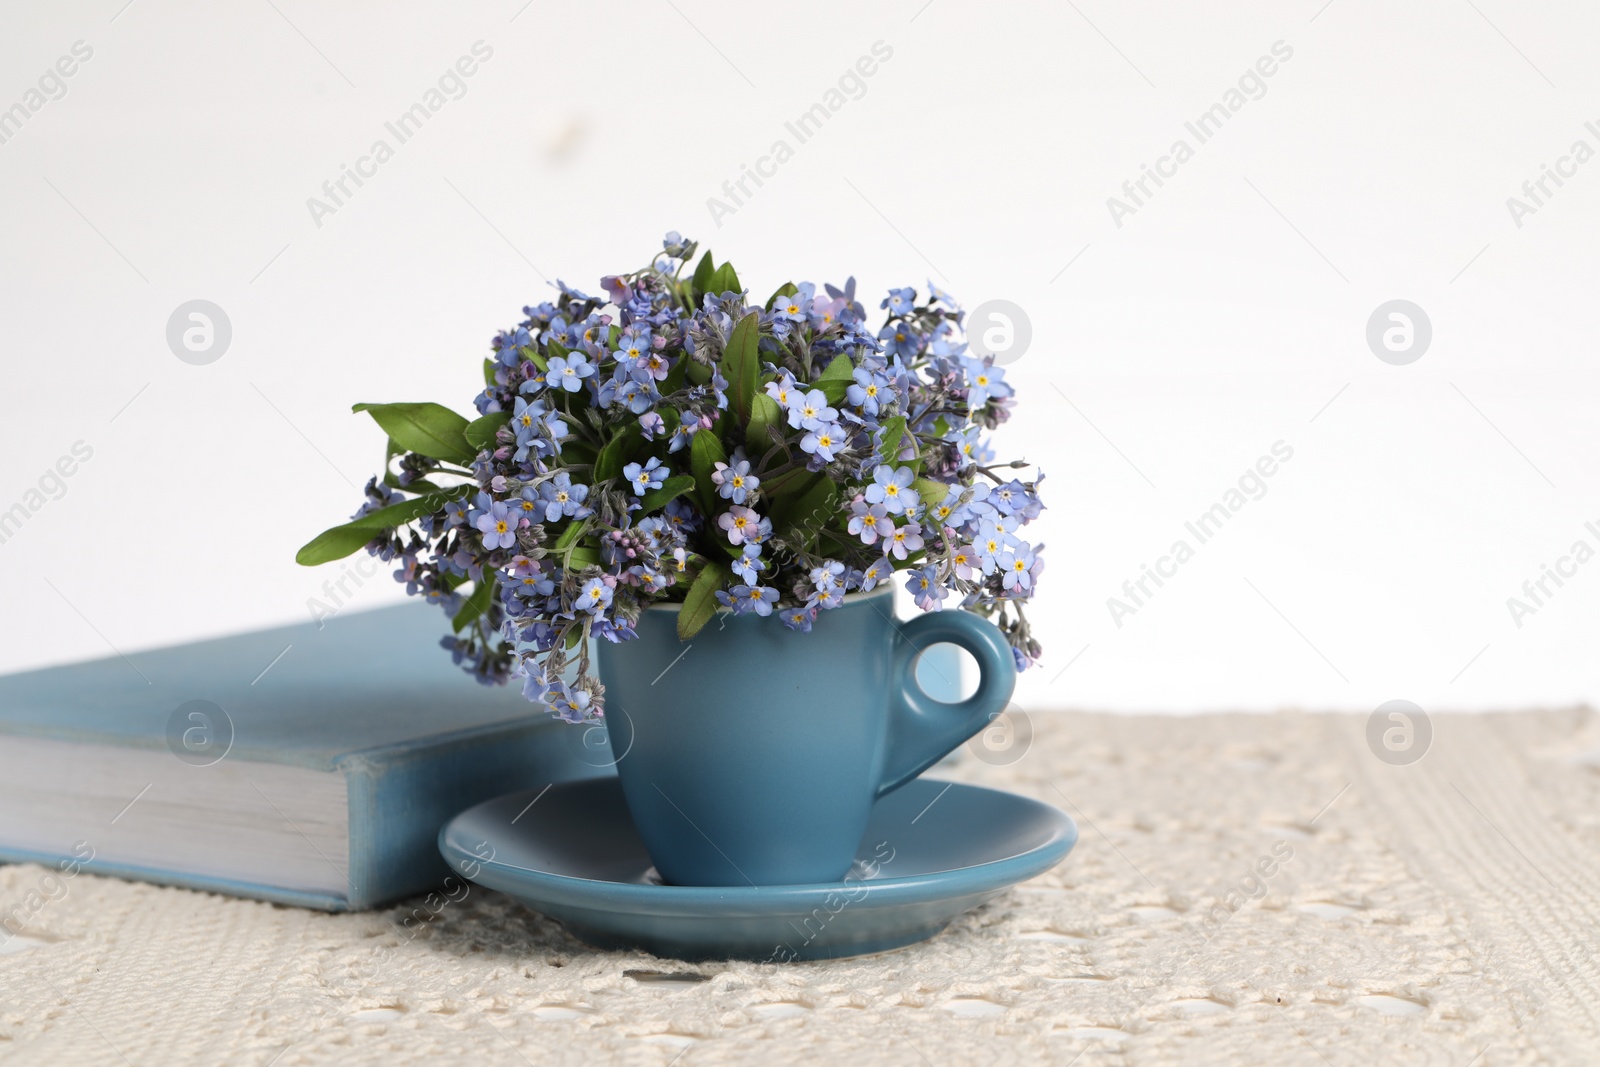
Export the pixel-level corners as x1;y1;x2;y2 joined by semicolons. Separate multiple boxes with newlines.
718;505;761;545
848;499;890;545
883;521;924;561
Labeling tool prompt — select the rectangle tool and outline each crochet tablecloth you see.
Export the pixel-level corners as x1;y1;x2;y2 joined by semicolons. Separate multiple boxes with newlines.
4;709;1599;1066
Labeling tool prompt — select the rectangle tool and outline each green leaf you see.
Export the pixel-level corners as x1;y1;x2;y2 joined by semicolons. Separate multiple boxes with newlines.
708;261;742;296
465;411;510;452
678;560;729;640
398;478;444;495
554;517;588;552
765;282;799;311
593;424;642;484
639;474;696;513
352;402;475;464
761;466;813;499
295;525;381;567
913;477;949;511
690;428;728;512
661;351;689;395
483;358;497;386
452;573;497;633
567;546;601;569
691;250;716;294
776;477;838;540
814;354;856;405
295;487;469;566
878;415;907;465
745;392;783;452
558;440;598;467
722;311;761;423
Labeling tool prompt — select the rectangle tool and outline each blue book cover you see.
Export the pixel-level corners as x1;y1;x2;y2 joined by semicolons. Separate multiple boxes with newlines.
0;602;610;912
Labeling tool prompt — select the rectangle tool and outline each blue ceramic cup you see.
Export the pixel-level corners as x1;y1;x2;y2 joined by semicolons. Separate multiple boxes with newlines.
597;585;1017;886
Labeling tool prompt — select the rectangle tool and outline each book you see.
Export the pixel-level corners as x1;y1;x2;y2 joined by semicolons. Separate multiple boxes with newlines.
0;602;610;912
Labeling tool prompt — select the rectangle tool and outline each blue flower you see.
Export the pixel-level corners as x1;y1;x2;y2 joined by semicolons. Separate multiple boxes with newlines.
786;388;838;431
511;396;544;439
847;367;888;415
963;357;1013;408
848;499;890;545
723;584;779;616
623;457;667;496
905;566;948;611
800;422;845;463
770;289;810;323
616;328;651;365
664;496;701;533
765;372;799;410
546;352;596;392
538;472;590;521
494;326;531;367
780;605;816;632
973;519;1017;571
732;543;764;584
712;456;760;504
618;377;660;414
474;500;518;550
997;545;1037;592
878;322;922;360
881;287;916;317
667;417;697;453
857;557;893;591
575;575;614;613
864;464;920;516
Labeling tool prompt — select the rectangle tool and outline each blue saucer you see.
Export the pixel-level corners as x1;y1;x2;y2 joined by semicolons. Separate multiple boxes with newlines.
438;777;1077;961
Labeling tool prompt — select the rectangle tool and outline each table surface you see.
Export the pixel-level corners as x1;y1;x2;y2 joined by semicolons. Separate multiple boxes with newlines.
3;710;1599;1066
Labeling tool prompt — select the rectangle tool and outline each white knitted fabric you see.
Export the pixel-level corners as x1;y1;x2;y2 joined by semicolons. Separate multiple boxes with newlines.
3;710;1598;1065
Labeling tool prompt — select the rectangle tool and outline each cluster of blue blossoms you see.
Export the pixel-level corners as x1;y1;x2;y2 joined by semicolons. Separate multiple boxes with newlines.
347;234;1044;722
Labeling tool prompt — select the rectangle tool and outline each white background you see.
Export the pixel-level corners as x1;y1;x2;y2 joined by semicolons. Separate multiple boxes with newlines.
1;0;1595;714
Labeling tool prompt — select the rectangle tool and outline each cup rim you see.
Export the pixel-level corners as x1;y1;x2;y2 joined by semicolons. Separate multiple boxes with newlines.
638;579;894;612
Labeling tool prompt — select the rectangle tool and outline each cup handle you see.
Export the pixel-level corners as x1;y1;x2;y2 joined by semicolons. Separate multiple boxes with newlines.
878;609;1018;799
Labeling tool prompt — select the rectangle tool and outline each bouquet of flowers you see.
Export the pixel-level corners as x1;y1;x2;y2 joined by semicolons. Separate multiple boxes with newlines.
297;233;1044;722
